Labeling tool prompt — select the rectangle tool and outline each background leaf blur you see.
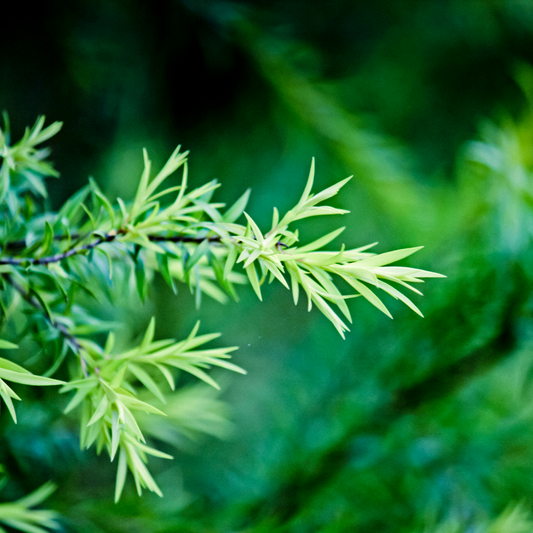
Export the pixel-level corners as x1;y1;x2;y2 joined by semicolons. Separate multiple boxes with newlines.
3;0;533;531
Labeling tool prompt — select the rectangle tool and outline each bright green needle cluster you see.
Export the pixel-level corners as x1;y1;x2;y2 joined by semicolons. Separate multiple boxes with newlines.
0;474;59;533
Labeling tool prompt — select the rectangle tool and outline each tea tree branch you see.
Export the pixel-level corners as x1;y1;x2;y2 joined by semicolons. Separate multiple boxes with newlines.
3;233;221;253
0;115;444;506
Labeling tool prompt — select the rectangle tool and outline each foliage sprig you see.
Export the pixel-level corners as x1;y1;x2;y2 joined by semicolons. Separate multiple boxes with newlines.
0;115;442;510
0;472;59;533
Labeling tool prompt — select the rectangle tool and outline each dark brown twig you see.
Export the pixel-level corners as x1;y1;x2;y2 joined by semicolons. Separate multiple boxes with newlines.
3;233;223;251
0;232;223;266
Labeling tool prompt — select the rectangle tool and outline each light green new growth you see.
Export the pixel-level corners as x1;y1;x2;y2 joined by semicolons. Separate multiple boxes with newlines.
0;470;59;533
226;159;444;337
0;116;443;511
59;319;242;501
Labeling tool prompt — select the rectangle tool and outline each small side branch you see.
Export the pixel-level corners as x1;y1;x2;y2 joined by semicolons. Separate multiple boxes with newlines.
1;273;88;376
0;232;224;266
0;232;119;266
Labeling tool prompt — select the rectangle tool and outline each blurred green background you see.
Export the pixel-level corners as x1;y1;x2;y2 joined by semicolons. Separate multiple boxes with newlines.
5;0;533;531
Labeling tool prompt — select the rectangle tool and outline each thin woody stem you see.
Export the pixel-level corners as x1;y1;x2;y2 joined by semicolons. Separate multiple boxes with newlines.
4;233;223;250
0;232;120;266
148;235;221;243
0;232;223;266
4;233;84;250
1;273;89;377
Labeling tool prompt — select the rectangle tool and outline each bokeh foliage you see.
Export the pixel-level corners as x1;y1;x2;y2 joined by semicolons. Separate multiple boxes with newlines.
3;0;533;531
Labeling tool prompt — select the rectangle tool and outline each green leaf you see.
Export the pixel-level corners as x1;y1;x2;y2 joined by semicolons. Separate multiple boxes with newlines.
156;253;177;294
223;244;239;280
145;146;188;201
296;227;345;253
167;362;220;390
116;390;166;416
293;206;349;220
140;317;156;352
100;379;119;402
0;358;65;386
63;385;95;414
117;197;129;223
29;286;52;320
79;202;96;231
310;293;349;338
30;266;69;303
115;447;128;502
103;332;115;355
0;163;10;204
146;185;183;203
125;442;163;497
296;157;315;210
91;180;115;227
344;277;393;318
60;377;99;393
354;246;424;268
110;409;121;461
286;262;301;306
96;247;114;280
271;206;280;231
109;364;128;390
303;176;352;209
261;260;289;290
188;179;220;202
86;394;109;426
377;280;424;317
57;185;90;224
23;171;48;198
134;256;147;302
208;251;238;300
131;148;152;221
0;340;17;350
39;221;54;257
15;482;56;509
245;263;262;301
125;436;173;460
129;363;166;403
223;189;251;223
308;265;351;321
184;238;211;274
1;111;10;142
0;518;51;533
28;117;62;146
0;379;20;423
192;198;223;222
243;212;264;245
43;340;69;378
153;363;175;390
